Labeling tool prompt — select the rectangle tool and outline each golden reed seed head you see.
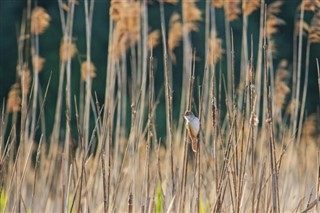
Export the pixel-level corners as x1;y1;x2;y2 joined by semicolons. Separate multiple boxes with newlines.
109;1;141;62
285;99;299;116
302;114;318;141
168;13;182;63
6;83;21;113
31;7;51;35
266;15;285;37
81;61;96;81
110;0;123;21
243;0;260;16
302;0;320;11
148;30;160;51
309;10;320;43
32;55;45;73
207;34;224;65
212;0;223;8
267;1;283;14
225;0;241;21
60;41;77;61
183;0;202;31
274;60;290;111
265;1;284;39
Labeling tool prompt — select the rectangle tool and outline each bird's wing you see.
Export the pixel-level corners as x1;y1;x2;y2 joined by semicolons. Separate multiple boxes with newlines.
189;118;200;136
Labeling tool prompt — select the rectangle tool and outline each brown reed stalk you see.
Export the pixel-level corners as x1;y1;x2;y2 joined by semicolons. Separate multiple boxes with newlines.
156;139;166;211
83;0;95;149
31;135;43;211
296;39;310;144
254;0;265;140
214;117;236;212
292;1;305;138
223;1;238;103
30;5;50;141
267;86;280;213
15;140;34;211
230;29;240;210
101;144;107;213
241;0;260;90
159;0;175;200
144;47;154;213
196;60;209;213
249;37;257;213
179;50;196;213
16;11;30;212
317;58;320;102
264;9;280;209
110;134;131;212
128;192;133;213
211;58;219;194
52;0;76;146
255;160;266;213
4;135;21;213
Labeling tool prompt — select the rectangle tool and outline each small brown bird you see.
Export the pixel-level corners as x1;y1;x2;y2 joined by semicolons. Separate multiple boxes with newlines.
184;111;200;152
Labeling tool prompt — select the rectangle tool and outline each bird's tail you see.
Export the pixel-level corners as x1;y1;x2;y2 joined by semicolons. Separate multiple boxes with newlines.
191;137;198;153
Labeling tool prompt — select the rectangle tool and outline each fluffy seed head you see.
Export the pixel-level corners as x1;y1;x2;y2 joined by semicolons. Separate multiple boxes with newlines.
60;41;77;61
32;56;45;73
81;61;96;80
6;83;21;113
31;7;51;35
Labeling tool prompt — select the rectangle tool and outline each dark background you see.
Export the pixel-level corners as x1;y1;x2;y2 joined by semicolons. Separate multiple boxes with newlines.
0;0;318;138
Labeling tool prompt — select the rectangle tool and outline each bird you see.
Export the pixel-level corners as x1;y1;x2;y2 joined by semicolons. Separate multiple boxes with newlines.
184;111;200;152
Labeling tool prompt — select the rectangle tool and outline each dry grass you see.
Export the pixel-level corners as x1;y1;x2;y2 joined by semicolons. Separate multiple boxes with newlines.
1;0;319;213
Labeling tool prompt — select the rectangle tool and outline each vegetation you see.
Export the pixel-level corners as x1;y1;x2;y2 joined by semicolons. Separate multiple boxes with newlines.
0;0;319;212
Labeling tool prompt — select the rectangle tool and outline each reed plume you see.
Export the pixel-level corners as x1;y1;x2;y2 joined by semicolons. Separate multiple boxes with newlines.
32;56;45;73
31;7;51;35
110;0;140;61
302;0;320;11
148;30;160;51
6;83;21;113
302;114;317;141
243;0;260;16
264;1;285;44
224;0;241;21
81;61;96;81
309;10;320;43
212;0;223;8
182;0;202;32
207;33;223;65
168;13;182;63
60;41;77;61
274;60;290;114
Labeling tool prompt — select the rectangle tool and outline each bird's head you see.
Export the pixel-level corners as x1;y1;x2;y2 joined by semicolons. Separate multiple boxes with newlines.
184;111;194;120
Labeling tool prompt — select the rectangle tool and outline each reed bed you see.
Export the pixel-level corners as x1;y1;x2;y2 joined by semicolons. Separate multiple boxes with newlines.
0;0;319;212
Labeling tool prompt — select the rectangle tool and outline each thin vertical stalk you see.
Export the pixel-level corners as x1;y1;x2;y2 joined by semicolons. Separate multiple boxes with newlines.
297;39;310;144
224;2;232;101
83;0;95;149
254;0;265;140
144;48;154;213
179;52;195;213
292;2;305;138
159;1;175;199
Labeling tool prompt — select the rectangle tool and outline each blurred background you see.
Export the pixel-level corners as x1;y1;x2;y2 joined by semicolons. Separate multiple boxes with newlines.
0;0;319;138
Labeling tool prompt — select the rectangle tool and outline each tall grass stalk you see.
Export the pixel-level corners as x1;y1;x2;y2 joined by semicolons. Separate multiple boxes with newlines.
1;1;320;212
